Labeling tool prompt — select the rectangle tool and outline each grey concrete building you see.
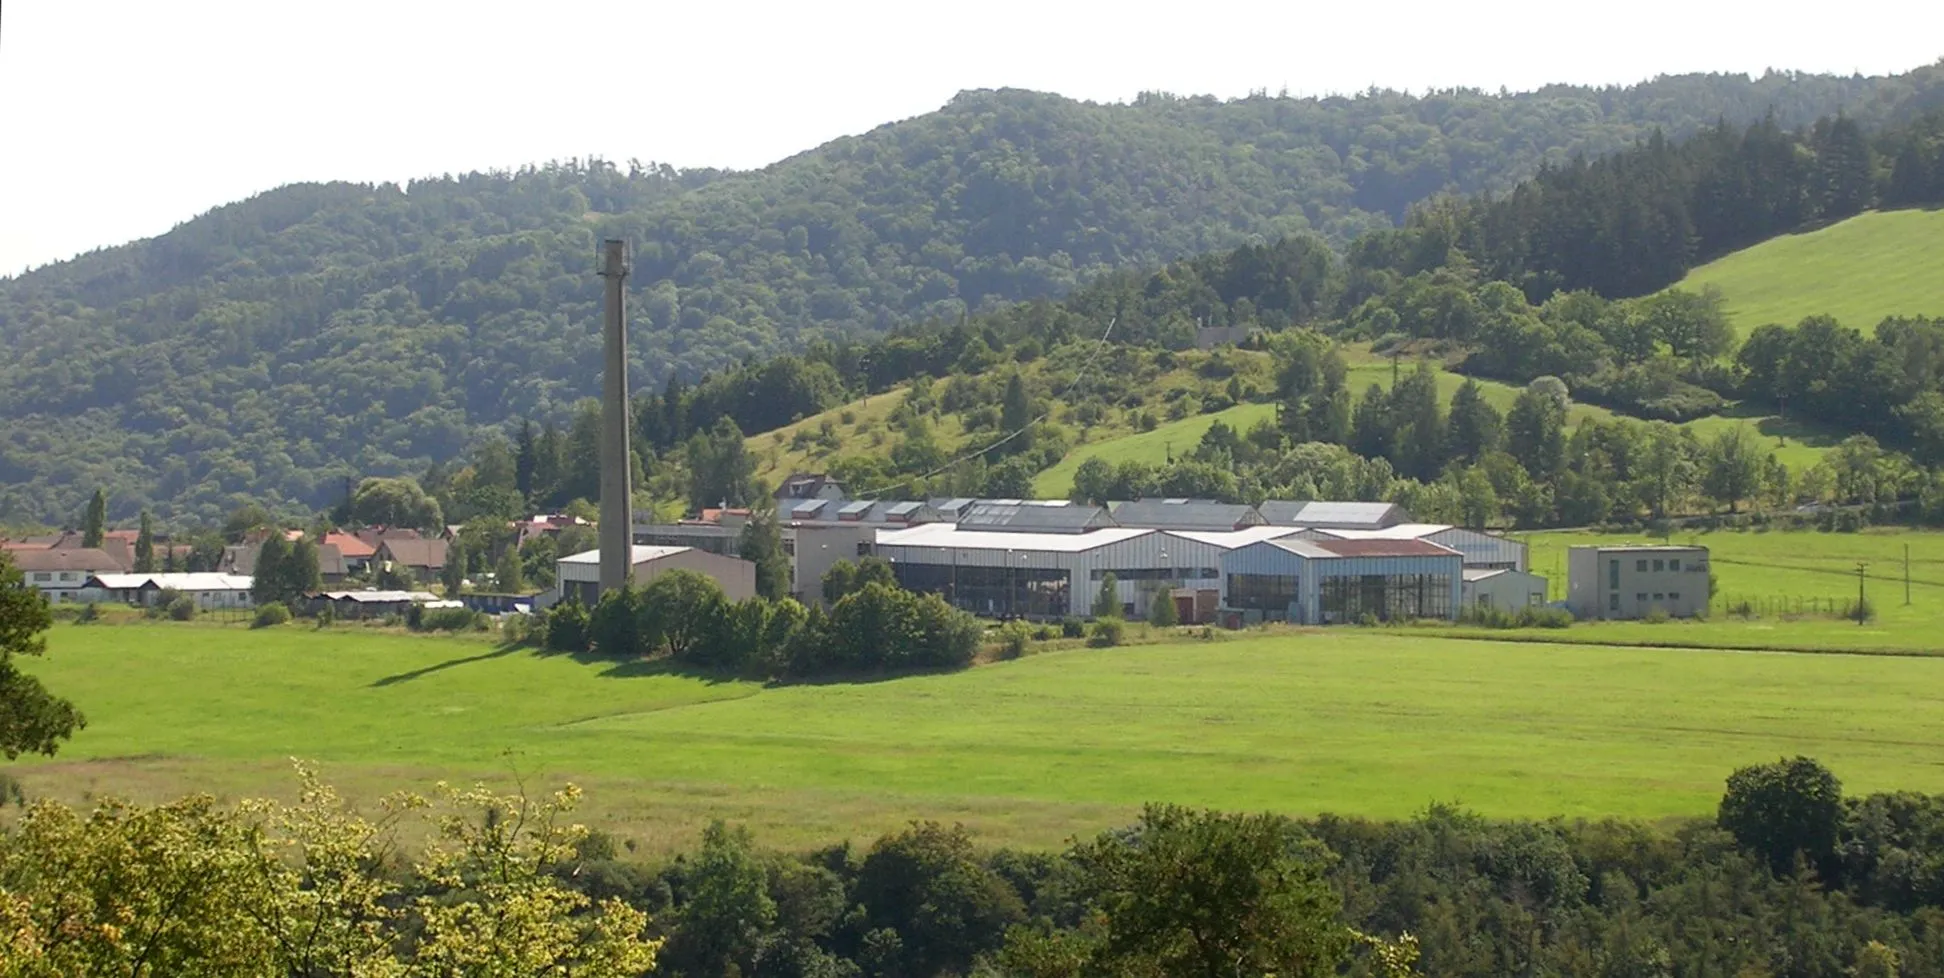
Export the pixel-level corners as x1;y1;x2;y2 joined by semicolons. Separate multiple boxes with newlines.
1566;545;1710;619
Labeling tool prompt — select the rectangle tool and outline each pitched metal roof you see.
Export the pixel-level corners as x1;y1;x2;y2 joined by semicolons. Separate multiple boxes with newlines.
88;572;253;591
956;500;1110;533
1309;538;1459;558
876;523;1152;554
558;545;693;565
1256;500;1405;528
1110;499;1263;531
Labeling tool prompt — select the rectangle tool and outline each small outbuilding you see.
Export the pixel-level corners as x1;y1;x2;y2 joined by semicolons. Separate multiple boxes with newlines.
1461;568;1549;612
84;572;255;609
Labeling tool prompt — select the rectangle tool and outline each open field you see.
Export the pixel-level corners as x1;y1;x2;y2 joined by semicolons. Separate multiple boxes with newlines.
1675;208;1944;337
16;623;1944;851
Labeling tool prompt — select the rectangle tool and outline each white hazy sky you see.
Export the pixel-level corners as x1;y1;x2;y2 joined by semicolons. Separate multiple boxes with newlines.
3;1;1940;276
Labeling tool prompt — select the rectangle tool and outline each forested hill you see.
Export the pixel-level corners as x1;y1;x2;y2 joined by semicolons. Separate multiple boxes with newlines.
6;66;1944;524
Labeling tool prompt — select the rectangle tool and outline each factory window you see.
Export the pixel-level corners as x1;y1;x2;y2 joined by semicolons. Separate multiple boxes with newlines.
892;562;1069;620
1669;592;1681;601
1608;560;1619;586
1608;593;1619;611
1653;559;1664;572
1317;573;1451;623
1668;558;1681;572
1653;593;1665;602
1636;559;1648;572
1636;593;1647;603
1089;567;1219;582
1227;573;1299;619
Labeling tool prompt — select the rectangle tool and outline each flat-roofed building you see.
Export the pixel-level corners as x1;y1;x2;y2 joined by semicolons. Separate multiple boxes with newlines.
1566;545;1710;619
555;545;758;607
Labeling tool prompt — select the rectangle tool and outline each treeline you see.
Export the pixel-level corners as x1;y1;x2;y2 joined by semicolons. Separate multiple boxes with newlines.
11;68;1944;524
540;566;984;679
12;755;1942;977
1451;109;1944;299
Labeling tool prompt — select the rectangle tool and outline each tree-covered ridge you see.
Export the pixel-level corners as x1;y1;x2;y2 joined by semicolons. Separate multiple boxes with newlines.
7;67;1944;523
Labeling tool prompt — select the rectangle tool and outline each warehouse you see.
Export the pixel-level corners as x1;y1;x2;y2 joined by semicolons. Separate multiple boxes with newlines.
1256;500;1406;530
874;523;1242;620
1220;537;1464;624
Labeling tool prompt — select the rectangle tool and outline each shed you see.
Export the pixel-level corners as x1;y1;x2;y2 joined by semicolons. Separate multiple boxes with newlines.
1462;568;1549;611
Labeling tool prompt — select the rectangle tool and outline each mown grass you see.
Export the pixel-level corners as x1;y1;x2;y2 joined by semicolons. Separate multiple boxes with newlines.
1675;208;1944;338
17;623;1944;850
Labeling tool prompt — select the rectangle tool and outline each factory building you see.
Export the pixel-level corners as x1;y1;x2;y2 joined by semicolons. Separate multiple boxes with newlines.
1219;538;1464;624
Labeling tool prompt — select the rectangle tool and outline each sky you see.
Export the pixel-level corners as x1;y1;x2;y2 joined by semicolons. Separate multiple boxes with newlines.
2;0;1940;276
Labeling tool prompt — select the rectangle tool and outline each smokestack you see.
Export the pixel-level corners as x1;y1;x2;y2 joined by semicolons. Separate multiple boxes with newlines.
597;239;634;594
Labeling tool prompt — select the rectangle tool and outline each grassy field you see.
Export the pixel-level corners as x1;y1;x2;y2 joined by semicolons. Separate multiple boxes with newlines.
1675;208;1944;337
1032;403;1276;496
16;623;1944;851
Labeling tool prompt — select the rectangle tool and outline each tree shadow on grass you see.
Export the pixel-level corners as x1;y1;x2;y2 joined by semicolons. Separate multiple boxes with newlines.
369;643;524;687
528;646;744;685
1714;400;1846;450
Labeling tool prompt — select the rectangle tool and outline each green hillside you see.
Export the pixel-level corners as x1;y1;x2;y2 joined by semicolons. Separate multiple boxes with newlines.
6;71;1944;524
20;623;1944;850
1675;208;1944;335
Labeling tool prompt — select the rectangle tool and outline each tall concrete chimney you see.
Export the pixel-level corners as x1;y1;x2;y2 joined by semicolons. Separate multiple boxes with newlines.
597;239;633;594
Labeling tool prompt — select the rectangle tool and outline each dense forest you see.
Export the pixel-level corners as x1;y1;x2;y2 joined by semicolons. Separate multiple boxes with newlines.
9;752;1944;978
6;65;1944;524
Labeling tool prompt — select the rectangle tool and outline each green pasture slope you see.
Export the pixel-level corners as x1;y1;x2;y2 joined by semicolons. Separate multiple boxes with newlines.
1676;208;1944;337
1033;356;1838;497
19;621;1944;850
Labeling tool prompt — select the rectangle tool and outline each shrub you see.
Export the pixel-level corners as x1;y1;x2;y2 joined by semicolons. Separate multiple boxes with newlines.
545;599;591;652
1459;605;1573;629
167;596;196;621
76;603;100;624
996;620;1033;660
1643;607;1671;624
414;607;481;632
1148;590;1179;627
1355;613;1380;627
1032;624;1055;641
146;588;185;620
1088;618;1125;648
1060;618;1086;639
252;603;292;628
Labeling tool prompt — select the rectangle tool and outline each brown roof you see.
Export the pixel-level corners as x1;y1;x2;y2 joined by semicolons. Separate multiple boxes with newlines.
323;532;377;559
6;547;125;573
1311;539;1458;559
378;538;448;570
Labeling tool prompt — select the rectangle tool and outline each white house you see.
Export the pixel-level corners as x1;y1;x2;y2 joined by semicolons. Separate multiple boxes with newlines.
5;547;125;602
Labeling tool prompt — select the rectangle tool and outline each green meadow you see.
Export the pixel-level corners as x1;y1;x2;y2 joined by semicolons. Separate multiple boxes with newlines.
1675;208;1944;337
17;621;1944;850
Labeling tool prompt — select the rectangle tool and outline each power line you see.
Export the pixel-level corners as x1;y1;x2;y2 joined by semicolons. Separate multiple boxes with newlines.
853;316;1118;500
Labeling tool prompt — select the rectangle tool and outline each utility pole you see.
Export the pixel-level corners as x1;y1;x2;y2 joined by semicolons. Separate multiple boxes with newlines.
1856;561;1868;625
598;240;634;595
